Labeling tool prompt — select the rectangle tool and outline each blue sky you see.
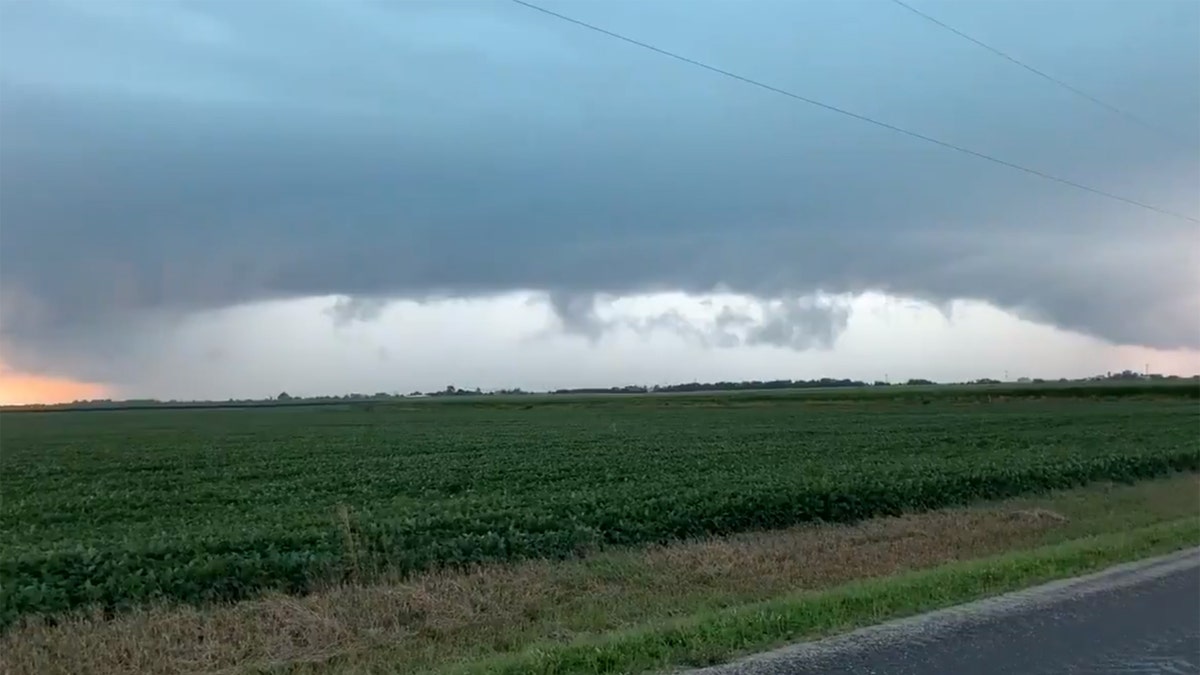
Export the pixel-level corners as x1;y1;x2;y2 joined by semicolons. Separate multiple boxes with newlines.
0;0;1197;397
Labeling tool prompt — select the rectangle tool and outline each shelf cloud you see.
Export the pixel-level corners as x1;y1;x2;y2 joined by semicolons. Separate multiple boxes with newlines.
1;0;1197;385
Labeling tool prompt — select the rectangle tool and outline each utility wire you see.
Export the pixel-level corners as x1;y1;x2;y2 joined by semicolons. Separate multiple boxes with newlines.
509;0;1198;224
886;0;1185;145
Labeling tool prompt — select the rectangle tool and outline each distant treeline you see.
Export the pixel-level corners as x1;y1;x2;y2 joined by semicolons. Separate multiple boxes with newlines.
553;378;870;395
4;371;1196;413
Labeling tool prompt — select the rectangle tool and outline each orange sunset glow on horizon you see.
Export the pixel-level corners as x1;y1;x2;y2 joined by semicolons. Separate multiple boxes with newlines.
0;361;109;406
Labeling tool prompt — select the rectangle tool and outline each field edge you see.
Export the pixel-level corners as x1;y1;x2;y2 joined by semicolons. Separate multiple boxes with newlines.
438;517;1200;675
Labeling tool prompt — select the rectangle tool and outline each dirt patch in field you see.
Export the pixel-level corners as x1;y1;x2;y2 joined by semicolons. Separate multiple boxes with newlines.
633;508;1067;599
2;476;1194;675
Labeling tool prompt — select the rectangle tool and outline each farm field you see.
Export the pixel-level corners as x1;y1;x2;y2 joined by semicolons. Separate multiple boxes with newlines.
5;474;1196;675
2;385;1198;629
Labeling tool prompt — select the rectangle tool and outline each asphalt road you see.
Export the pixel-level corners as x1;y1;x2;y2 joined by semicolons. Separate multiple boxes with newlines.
688;547;1200;675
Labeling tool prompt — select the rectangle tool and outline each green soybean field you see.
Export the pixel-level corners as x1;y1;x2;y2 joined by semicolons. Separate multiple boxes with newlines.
2;385;1197;628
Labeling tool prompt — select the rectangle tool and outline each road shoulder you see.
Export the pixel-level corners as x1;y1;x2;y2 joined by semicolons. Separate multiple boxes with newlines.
686;545;1200;675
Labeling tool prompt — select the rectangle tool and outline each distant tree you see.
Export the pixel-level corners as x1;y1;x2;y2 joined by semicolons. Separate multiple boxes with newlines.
277;391;292;401
905;378;935;386
555;378;867;396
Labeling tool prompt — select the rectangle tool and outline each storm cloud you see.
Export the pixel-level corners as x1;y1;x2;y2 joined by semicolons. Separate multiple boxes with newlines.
1;0;1197;381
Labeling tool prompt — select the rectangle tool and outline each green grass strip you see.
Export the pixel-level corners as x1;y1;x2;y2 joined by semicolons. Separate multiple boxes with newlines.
442;517;1200;675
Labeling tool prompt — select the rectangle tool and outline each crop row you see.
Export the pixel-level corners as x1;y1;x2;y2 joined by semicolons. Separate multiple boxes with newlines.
4;453;1196;626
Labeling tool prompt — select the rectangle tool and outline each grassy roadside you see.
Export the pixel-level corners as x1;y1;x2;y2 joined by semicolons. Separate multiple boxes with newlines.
447;518;1199;675
4;474;1197;675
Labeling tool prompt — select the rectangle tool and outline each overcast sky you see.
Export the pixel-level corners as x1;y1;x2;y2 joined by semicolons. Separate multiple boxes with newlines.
1;0;1197;402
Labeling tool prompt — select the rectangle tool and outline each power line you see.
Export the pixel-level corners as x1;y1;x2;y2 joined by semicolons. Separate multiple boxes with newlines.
509;0;1198;224
885;0;1186;144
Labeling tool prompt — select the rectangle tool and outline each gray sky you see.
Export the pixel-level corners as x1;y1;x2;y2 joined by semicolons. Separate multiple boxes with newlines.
1;0;1197;399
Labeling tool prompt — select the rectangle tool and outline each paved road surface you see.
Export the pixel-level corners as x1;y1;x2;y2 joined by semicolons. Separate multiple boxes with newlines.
688;547;1200;675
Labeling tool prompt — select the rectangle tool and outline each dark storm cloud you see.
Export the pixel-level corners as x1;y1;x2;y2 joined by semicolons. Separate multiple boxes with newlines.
1;0;1198;379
